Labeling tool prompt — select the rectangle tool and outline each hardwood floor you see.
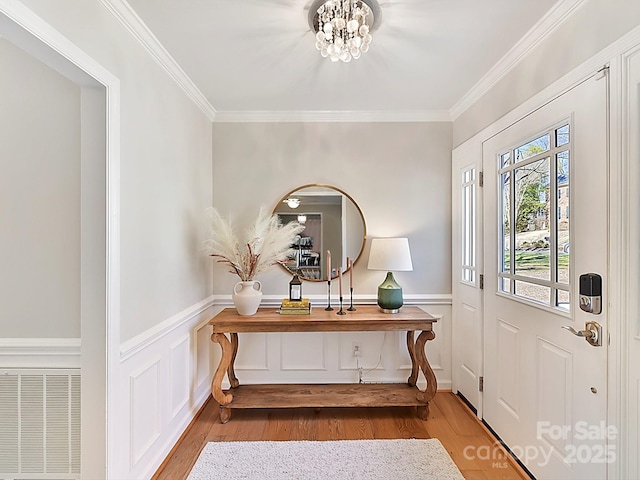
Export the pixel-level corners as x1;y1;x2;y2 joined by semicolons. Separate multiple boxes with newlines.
152;392;529;480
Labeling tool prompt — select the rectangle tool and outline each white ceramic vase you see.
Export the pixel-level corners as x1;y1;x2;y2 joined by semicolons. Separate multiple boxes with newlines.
232;281;262;316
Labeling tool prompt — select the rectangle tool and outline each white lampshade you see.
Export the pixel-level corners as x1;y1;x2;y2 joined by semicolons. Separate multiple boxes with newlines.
367;238;413;272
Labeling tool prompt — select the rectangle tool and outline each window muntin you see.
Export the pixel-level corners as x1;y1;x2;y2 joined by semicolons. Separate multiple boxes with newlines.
498;123;571;310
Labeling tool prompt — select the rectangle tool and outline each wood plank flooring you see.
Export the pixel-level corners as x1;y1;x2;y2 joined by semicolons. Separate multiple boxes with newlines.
152;392;529;480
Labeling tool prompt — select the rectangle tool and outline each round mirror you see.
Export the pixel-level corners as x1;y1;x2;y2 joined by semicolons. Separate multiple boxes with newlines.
274;184;367;282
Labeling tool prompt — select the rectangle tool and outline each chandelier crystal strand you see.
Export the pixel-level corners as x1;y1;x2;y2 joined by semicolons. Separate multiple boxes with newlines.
315;0;373;63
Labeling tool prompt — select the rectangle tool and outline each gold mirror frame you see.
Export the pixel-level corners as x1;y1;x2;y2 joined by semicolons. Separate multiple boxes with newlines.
274;184;367;282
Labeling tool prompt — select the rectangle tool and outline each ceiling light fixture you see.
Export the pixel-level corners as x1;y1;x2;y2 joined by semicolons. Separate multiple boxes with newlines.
283;198;301;209
310;0;377;63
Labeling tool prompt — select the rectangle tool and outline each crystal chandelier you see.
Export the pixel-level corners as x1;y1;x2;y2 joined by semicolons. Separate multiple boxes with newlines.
313;0;374;63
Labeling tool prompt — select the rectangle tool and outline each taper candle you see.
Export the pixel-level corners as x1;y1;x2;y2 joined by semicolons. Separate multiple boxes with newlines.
347;257;353;288
326;250;331;279
338;267;343;297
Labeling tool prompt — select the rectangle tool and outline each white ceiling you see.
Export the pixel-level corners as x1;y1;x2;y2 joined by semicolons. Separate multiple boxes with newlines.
125;0;563;118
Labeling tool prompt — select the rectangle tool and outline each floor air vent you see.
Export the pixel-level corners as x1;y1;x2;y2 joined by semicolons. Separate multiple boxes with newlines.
0;370;80;479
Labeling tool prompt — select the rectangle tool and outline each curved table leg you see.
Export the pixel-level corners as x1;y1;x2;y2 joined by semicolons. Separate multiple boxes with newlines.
406;331;419;387
228;332;239;388
211;332;234;409
406;329;437;419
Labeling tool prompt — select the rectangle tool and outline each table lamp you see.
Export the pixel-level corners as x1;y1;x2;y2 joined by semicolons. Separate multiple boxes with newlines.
367;238;413;313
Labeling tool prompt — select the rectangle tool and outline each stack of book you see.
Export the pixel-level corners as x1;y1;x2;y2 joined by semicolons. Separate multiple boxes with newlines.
278;298;312;315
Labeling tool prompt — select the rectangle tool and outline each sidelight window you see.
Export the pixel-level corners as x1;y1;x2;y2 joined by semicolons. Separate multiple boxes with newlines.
461;167;477;284
498;122;571;311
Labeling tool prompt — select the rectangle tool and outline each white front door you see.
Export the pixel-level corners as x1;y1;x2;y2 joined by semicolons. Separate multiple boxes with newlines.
482;70;610;479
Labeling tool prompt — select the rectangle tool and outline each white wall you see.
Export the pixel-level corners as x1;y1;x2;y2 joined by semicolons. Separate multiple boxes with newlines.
17;0;214;343
453;0;640;146
0;39;81;339
212;121;453;298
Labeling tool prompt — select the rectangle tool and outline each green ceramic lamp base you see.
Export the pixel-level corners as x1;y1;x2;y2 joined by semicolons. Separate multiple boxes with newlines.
377;271;404;314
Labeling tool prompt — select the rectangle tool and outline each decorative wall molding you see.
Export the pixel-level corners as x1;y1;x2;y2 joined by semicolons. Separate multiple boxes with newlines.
99;0;587;125
129;357;161;467
450;0;588;120
120;295;214;361
99;0;217;121
212;293;452;308
0;338;81;368
213;110;452;123
169;334;190;420
117;297;215;479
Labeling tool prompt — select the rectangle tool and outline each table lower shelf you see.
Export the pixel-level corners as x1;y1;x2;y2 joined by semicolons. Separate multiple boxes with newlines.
221;383;429;409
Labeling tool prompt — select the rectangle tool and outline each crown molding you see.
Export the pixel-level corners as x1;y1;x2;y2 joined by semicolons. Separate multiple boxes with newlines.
213;109;452;123
449;0;588;120
100;0;217;121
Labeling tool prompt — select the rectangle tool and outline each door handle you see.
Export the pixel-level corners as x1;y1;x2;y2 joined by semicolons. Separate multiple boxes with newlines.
561;321;602;347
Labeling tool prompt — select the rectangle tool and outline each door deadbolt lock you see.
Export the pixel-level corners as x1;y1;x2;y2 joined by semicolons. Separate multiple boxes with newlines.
579;273;602;314
561;321;603;347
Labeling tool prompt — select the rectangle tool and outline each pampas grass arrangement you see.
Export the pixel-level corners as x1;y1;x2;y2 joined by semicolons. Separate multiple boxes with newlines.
205;207;305;281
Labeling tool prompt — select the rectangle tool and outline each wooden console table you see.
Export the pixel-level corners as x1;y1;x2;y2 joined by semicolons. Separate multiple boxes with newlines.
208;305;437;423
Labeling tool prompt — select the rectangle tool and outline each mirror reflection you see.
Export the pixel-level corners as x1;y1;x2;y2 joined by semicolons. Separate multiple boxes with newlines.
274;185;366;281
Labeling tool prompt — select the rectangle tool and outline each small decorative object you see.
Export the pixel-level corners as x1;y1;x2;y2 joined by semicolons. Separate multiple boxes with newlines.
205;206;305;316
337;267;346;315
232;281;263;316
347;257;356;311
367;238;413;313
279;298;312;315
325;249;333;311
289;273;302;301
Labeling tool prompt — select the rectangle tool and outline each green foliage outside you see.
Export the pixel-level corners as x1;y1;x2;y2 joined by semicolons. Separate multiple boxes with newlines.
504;252;569;271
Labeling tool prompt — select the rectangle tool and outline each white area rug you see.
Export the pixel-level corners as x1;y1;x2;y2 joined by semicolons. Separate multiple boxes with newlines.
187;439;465;480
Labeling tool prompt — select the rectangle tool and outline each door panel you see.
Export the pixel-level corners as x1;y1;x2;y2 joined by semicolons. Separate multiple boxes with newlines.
452;146;483;414
483;72;609;479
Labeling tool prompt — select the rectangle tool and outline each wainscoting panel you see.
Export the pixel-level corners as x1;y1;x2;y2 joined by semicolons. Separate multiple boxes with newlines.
281;333;326;371
117;297;215;480
170;335;190;420
195;322;212;391
338;331;385;371
497;318;520;420
235;333;269;370
129;358;161;467
536;337;572;454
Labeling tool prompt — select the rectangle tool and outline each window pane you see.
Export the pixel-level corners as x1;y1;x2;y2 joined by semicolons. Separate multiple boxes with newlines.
515;134;550;162
462;268;476;283
501;172;511;273
557;289;570;311
500;277;512;293
514;158;550;280
556;124;570;147
515;280;551;305
557;151;570;285
501;152;511;168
